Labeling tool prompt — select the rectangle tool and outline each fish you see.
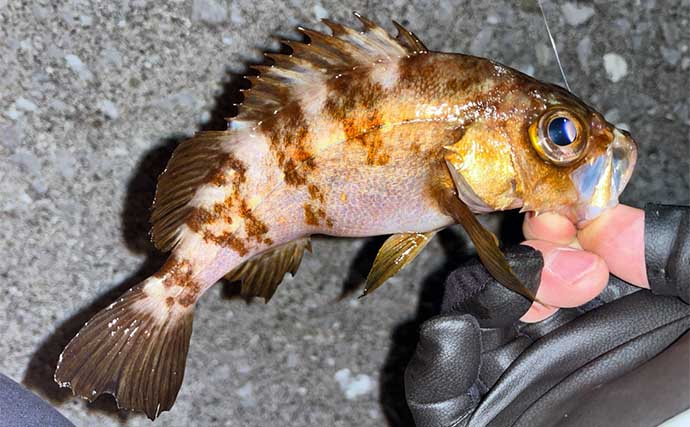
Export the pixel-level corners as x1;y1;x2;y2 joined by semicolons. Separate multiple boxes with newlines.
54;13;638;419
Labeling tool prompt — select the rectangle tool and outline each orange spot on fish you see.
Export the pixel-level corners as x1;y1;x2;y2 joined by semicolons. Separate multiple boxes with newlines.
303;204;320;226
323;75;391;165
239;199;269;242
156;258;193;289
307;183;325;202
261;102;316;187
177;281;201;307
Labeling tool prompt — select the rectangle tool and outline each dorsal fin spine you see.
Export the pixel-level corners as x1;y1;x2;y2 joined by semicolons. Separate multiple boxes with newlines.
392;20;428;53
353;11;377;30
231;14;428;127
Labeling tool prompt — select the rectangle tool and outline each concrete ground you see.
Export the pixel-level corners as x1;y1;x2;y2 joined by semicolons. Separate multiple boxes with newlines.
1;1;688;426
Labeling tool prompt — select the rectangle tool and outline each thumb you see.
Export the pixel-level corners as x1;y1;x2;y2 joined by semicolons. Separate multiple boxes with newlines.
577;204;648;288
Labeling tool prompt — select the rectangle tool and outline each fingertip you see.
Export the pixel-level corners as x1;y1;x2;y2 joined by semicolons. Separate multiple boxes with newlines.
578;205;648;288
520;302;558;323
577;205;639;242
523;212;577;244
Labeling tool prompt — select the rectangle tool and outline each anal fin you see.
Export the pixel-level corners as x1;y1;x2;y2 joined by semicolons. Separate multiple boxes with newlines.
360;231;437;297
224;238;311;302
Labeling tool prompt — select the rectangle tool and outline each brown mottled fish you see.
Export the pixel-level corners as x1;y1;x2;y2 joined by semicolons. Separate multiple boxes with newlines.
55;13;637;419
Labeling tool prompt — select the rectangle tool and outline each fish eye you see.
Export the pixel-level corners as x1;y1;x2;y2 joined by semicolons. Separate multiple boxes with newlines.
548;117;577;146
529;108;588;166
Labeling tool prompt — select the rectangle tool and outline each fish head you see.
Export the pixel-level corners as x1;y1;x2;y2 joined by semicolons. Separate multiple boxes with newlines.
521;86;638;225
445;79;638;226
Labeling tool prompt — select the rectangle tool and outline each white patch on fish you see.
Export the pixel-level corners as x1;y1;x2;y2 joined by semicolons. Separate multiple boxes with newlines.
369;59;400;90
134;277;185;323
311;117;347;153
300;80;330;117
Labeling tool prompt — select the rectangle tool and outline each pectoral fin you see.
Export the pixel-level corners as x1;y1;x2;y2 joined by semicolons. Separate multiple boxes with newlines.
361;231;437;297
224;238;311;302
442;161;537;302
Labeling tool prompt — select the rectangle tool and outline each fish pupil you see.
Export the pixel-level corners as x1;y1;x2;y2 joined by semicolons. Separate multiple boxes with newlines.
548;117;577;146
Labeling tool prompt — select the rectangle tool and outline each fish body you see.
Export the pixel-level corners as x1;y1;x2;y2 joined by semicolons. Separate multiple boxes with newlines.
55;14;637;419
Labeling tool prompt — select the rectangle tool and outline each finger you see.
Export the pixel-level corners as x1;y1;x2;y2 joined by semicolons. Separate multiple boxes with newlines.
525;240;609;307
523;212;577;245
577;204;649;288
519;240;609;322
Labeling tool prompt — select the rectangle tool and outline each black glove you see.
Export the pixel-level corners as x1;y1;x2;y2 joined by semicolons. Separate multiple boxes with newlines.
645;204;690;304
405;203;690;427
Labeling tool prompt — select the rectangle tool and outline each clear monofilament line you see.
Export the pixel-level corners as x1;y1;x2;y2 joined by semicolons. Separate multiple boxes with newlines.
537;0;572;92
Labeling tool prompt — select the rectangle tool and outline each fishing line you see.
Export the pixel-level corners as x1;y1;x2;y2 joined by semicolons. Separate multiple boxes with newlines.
537;0;572;92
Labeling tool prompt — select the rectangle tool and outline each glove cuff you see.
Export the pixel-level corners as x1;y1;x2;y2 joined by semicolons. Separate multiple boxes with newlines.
644;203;690;303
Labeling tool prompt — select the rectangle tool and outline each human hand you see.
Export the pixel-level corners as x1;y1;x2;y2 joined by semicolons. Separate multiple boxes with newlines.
520;204;648;322
405;203;690;427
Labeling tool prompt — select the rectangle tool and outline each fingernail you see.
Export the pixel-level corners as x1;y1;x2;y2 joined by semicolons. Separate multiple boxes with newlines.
530;300;555;313
548;248;599;285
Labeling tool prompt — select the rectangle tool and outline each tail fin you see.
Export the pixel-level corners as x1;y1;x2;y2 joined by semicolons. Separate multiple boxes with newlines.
54;278;194;419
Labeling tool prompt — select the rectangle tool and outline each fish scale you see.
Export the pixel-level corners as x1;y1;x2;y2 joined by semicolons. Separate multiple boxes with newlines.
54;13;637;419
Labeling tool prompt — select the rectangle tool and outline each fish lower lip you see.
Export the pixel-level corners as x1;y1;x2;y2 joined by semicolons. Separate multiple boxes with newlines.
611;129;637;196
570;129;638;222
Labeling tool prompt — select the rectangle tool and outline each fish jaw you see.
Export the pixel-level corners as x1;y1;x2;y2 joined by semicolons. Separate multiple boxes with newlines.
567;128;638;225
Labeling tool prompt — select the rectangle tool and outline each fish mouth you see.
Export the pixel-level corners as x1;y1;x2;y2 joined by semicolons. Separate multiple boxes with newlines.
569;128;638;225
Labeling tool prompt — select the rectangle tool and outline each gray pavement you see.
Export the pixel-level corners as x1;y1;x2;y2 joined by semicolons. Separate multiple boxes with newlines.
1;1;688;426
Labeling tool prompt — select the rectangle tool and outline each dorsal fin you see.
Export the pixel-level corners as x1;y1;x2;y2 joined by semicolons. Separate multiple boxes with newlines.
232;13;428;127
150;131;233;251
151;15;428;251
